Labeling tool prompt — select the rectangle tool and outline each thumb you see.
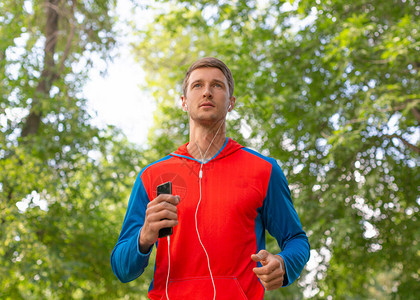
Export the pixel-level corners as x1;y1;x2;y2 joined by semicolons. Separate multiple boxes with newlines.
251;249;269;262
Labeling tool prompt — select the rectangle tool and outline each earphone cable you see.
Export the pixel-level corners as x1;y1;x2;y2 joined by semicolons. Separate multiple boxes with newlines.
165;235;171;299
195;120;224;164
195;163;216;300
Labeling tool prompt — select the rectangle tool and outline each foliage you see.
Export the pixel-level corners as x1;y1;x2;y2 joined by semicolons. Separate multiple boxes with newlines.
132;0;419;298
0;0;152;298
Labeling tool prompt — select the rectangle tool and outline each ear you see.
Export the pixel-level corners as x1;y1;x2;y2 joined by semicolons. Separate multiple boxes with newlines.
181;96;188;112
228;97;236;112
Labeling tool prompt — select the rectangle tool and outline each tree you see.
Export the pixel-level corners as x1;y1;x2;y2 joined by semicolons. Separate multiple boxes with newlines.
1;0;152;298
132;0;419;298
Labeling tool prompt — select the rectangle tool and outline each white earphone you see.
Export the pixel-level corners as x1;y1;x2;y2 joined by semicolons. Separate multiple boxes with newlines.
228;102;234;112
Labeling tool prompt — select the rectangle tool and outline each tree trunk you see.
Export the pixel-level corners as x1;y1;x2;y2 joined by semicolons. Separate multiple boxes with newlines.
21;0;60;137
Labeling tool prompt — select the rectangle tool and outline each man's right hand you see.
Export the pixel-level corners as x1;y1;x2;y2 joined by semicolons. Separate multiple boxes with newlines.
139;194;180;254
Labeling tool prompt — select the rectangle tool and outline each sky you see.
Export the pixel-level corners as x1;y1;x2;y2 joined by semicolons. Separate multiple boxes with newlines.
83;0;156;146
83;50;155;146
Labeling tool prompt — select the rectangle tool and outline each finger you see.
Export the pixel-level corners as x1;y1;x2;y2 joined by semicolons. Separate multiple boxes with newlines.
143;223;177;244
157;200;179;213
253;264;276;276
251;249;269;262
253;272;270;282
156;218;178;229
264;277;283;291
254;271;284;289
145;209;176;224
147;217;178;232
253;258;282;276
149;194;180;206
147;199;179;215
251;254;261;262
261;259;281;274
152;209;179;222
253;267;281;282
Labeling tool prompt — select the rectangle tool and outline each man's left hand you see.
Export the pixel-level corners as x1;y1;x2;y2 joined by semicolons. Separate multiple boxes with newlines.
251;250;285;290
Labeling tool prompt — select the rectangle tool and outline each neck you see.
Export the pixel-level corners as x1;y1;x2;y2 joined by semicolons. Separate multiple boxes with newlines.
187;120;227;163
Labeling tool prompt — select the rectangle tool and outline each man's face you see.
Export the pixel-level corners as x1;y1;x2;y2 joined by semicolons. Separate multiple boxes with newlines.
182;67;235;125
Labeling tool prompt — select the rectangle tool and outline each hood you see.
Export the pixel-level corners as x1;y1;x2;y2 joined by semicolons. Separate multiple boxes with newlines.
170;138;243;163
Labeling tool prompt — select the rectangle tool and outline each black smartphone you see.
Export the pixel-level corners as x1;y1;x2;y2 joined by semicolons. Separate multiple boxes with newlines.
157;181;173;238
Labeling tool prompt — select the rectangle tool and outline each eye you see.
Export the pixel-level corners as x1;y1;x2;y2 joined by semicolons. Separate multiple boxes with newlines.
213;83;222;88
192;83;202;88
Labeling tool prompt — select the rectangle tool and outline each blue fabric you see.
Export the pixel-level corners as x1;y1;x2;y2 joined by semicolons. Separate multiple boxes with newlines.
110;156;171;283
244;147;310;286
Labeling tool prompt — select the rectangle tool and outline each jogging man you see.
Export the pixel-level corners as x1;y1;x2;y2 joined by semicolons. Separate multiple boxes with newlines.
111;57;310;299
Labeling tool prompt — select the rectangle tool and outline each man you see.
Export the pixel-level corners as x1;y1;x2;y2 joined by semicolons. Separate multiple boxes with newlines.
111;57;310;299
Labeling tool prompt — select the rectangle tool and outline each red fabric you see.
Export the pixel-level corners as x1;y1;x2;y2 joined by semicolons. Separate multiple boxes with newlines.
141;139;271;299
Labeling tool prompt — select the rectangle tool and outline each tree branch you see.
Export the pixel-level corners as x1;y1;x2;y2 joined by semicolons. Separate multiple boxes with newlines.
394;98;419;111
411;107;420;124
58;0;76;74
384;134;420;154
378;98;420;122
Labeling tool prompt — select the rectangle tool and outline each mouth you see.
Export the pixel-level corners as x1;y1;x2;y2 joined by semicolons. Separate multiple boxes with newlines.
199;102;215;108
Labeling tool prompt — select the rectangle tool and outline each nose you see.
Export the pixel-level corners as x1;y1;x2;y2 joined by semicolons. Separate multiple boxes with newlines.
203;84;213;98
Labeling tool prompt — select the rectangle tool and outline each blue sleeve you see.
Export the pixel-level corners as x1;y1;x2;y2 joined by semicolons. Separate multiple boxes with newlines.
263;159;310;286
110;173;153;283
